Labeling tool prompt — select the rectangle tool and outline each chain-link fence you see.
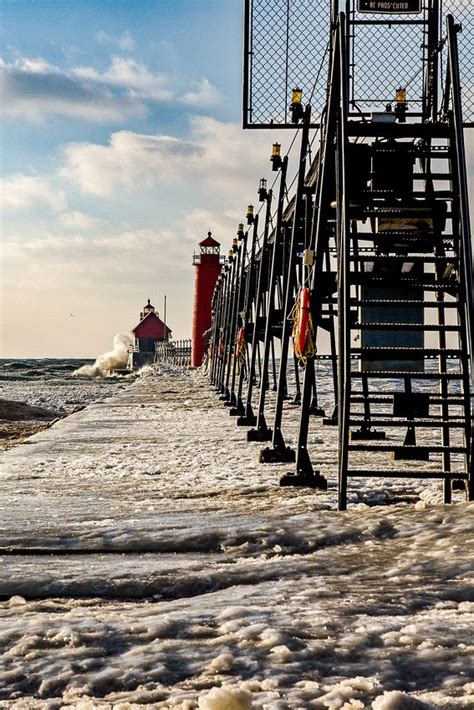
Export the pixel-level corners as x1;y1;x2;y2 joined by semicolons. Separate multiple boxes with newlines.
244;0;330;127
243;0;473;127
443;0;474;125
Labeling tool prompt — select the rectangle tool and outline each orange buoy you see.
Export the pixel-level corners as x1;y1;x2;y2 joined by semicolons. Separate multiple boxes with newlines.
296;288;310;356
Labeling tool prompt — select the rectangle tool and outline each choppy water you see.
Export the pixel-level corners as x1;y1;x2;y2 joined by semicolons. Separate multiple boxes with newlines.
0;358;131;414
0;358;93;382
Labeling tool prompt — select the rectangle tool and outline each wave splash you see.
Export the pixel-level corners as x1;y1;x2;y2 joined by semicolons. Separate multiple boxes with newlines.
74;334;132;377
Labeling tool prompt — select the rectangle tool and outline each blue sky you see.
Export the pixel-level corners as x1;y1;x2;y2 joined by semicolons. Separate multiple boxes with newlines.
1;1;473;358
1;0;289;357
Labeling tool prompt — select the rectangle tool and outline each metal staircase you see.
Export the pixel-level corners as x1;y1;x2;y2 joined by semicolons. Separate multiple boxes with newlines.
208;1;473;508
335;13;473;508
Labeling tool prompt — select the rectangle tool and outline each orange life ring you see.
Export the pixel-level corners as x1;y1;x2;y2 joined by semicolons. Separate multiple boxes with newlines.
296;288;310;355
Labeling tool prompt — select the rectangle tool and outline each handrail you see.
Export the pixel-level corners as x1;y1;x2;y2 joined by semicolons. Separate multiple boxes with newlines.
155;339;192;367
446;15;473;380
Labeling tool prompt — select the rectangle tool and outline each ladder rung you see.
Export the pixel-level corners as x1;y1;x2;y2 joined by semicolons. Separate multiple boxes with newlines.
351;372;463;379
364;190;453;198
350;396;467;405
347;122;451;139
350;255;457;263
347;470;468;479
352;234;459;244
357;323;461;332
352;277;459;291
351;300;462;307
368;172;451;180
412;173;452;180
349;419;468;428
348;444;467;453
361;209;453;218
356;347;462;356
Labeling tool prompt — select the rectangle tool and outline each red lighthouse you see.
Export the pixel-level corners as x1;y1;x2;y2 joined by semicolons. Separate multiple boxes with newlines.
192;231;222;367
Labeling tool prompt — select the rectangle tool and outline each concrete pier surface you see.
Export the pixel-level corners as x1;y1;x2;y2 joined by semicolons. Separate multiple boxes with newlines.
0;370;472;708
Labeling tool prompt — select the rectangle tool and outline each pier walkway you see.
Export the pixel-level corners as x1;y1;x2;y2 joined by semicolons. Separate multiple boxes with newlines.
0;370;472;707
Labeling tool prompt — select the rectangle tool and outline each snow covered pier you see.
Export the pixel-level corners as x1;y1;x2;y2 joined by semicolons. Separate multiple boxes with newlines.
0;370;472;707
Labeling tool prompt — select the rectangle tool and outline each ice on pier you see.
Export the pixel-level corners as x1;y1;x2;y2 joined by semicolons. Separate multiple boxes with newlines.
0;369;472;707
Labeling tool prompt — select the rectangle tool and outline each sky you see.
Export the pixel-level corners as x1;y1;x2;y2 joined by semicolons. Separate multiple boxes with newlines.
0;0;291;358
0;0;473;358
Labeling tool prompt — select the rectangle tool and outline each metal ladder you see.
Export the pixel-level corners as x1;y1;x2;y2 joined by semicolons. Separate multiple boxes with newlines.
336;14;473;509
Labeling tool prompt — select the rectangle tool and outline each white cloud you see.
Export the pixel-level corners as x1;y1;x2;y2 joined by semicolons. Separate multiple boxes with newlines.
181;78;219;107
72;56;171;101
1;176;67;212
60;130;204;196
60;117;290;200
0;55;147;122
95;30;135;51
58;210;105;231
1;51;220;124
1;225;196;353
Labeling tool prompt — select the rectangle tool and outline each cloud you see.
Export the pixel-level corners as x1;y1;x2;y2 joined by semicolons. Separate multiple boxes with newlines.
95;30;135;51
60;117;289;200
60;130;204;195
181;78;219;107
1;52;220;124
72;56;171;101
1;175;67;212
0;55;147;122
58;210;105;231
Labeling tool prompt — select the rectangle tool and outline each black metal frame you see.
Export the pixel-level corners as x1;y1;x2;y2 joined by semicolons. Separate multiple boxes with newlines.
243;0;474;128
208;1;473;508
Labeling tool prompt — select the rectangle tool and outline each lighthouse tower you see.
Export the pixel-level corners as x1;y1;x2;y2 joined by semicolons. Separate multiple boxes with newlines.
192;231;222;367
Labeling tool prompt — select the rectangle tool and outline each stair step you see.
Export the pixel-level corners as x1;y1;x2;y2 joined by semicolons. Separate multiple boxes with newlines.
351;276;459;290
347;122;451;139
351;299;462;307
348;444;467;453
363;190;453;198
361;209;452;218
350;396;467;405
412;173;452;180
356;323;460;332
351;371;463;379
355;347;462;357
349;419;468;428
350;236;459;243
367;172;451;180
347;469;468;479
350;255;457;263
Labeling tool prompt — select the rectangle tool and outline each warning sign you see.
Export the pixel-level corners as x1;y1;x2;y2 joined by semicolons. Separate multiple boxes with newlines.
357;0;421;13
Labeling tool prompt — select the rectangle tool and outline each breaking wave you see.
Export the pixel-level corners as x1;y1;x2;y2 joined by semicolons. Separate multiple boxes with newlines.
74;334;132;377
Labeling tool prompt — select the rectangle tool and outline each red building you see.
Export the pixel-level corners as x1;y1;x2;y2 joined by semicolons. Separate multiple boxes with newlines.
192;232;222;367
130;299;171;368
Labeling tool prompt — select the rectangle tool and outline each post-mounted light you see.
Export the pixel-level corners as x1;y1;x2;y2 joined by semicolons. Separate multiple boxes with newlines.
394;86;407;123
290;87;304;124
270;142;282;172
258;178;268;202
246;204;254;225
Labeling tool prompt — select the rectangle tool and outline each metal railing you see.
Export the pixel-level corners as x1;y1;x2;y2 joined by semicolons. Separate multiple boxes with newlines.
155;339;192;367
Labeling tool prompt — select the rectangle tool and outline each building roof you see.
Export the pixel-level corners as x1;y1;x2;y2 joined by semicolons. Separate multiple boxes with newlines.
199;231;220;248
132;311;172;337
